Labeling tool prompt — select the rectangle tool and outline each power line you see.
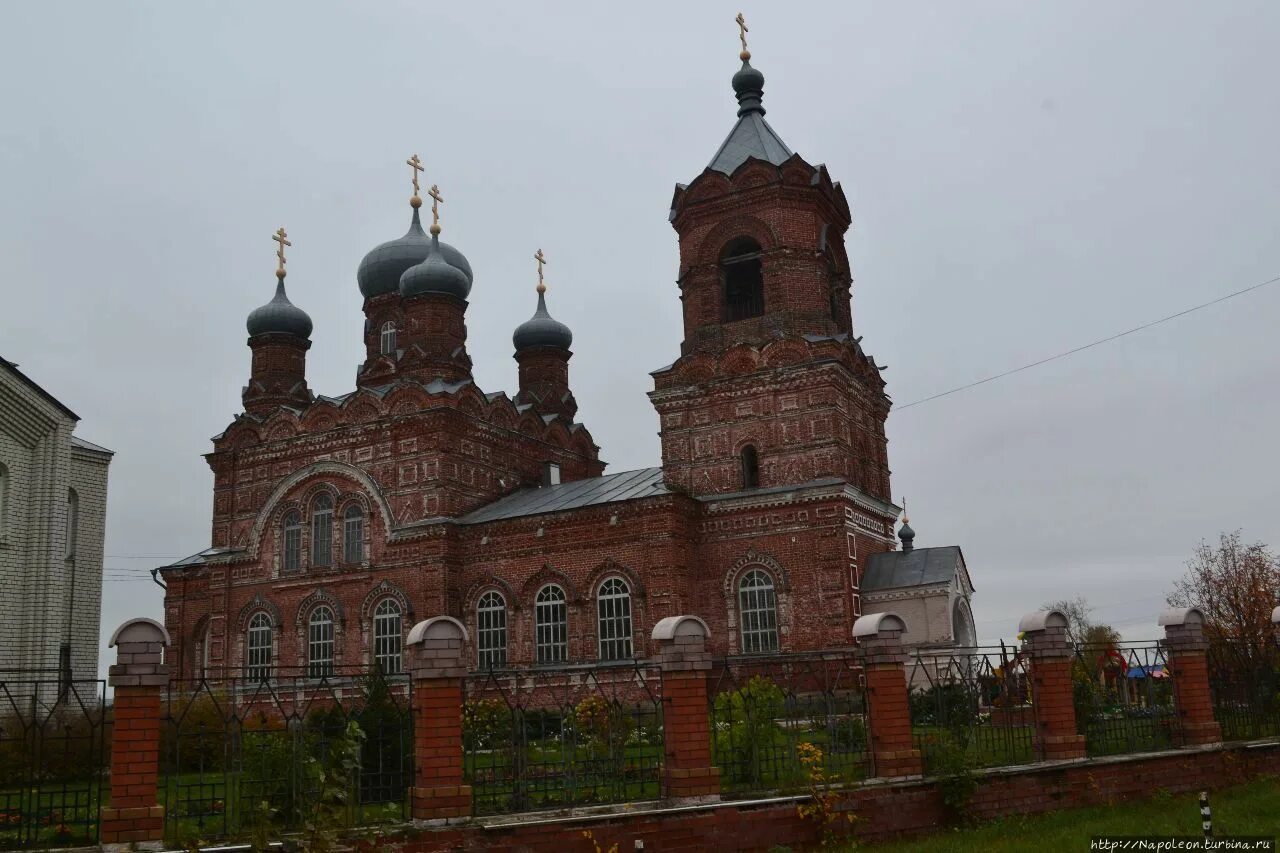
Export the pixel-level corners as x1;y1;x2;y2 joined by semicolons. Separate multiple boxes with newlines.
896;272;1280;411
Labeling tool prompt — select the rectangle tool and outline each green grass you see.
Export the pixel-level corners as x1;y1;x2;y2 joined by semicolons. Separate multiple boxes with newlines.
862;777;1280;851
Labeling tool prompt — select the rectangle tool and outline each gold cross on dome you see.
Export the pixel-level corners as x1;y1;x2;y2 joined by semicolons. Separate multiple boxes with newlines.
736;12;749;57
406;154;424;201
427;183;443;229
534;248;547;293
272;226;291;279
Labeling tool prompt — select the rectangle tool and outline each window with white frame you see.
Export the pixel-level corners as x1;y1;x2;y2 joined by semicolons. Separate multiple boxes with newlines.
476;591;507;670
372;599;402;675
308;605;335;678
596;578;633;660
282;511;302;571
343;504;364;564
738;569;780;653
200;623;212;679
311;495;333;567
535;585;568;665
380;321;397;355
0;462;8;536
246;613;273;681
65;488;79;558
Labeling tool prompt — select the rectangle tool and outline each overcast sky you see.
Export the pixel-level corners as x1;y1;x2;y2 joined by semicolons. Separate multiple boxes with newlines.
2;2;1278;676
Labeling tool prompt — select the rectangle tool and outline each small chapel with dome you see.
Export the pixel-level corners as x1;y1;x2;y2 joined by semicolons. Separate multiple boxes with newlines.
158;27;976;680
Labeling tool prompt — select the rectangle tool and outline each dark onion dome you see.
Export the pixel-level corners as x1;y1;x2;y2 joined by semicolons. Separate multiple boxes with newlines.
898;518;916;552
513;288;573;351
399;233;471;299
357;208;474;298
247;279;313;339
731;57;766;116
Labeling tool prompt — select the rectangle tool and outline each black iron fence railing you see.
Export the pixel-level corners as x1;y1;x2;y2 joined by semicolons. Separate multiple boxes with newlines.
0;677;108;850
160;667;412;843
462;661;663;816
708;651;870;796
1208;640;1280;742
1072;642;1176;756
907;645;1040;773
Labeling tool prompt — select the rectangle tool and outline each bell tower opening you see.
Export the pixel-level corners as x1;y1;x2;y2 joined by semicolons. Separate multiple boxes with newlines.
721;238;764;321
740;444;760;489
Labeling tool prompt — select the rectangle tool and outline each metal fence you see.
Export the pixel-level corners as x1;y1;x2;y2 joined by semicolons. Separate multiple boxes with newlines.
1072;642;1176;756
160;668;413;843
907;645;1040;774
708;651;870;795
462;661;663;816
0;674;108;850
1208;640;1280;742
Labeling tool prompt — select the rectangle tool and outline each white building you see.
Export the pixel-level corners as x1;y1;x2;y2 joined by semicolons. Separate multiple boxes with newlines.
0;358;112;681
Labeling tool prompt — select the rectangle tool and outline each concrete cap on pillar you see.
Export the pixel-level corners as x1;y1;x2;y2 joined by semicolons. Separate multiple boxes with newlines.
109;617;171;648
852;612;906;639
407;615;468;646
1017;610;1068;634
651;615;710;642
1158;607;1205;628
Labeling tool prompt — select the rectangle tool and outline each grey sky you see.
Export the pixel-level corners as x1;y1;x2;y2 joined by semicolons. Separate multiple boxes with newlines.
2;2;1277;675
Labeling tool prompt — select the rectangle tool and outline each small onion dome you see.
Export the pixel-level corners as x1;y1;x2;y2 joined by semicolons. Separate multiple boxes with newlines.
732;58;766;116
513;290;573;351
357;208;474;299
247;279;312;339
399;233;471;299
899;519;916;551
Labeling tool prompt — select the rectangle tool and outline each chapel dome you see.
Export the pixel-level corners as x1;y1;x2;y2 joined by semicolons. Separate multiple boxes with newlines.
513;290;573;351
357;208;474;299
246;279;313;339
399;234;472;300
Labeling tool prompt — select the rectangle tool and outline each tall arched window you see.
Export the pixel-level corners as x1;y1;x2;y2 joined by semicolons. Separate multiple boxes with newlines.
311;494;333;567
721;237;764;321
199;623;212;679
372;599;402;674
65;488;79;558
343;505;364;564
380;321;397;356
477;591;507;670
596;578;633;661
0;462;9;536
738;569;779;654
535;585;568;665
740;445;760;489
282;511;302;572
246;612;273;681
308;605;335;678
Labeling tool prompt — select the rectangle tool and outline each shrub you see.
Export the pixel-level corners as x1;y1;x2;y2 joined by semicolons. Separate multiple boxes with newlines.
462;698;511;751
713;676;790;785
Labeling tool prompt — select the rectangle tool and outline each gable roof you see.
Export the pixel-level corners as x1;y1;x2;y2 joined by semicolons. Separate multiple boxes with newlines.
1;357;79;421
707;113;793;176
862;546;968;592
459;467;671;524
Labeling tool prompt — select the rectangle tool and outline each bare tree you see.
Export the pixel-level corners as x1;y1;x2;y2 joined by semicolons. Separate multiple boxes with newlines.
1041;596;1119;648
1167;530;1280;666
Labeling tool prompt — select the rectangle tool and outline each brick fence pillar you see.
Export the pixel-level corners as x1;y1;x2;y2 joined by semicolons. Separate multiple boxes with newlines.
854;612;923;778
1018;610;1086;760
102;618;170;845
407;616;471;820
652;615;720;799
1160;607;1222;747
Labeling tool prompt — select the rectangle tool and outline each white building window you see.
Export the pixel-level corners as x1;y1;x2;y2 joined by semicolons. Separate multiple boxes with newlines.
380;321;397;355
343;505;364;564
372;599;402;675
738;569;779;654
282;511;301;571
308;605;335;678
246;613;273;681
476;591;507;670
0;462;8;535
65;488;79;558
535;584;568;665
311;495;333;567
597;578;633;661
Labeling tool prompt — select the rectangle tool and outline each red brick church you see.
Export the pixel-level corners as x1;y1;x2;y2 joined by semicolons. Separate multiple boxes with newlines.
158;34;977;681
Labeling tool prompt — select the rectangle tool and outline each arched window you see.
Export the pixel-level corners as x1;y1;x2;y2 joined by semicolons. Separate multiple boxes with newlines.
0;462;8;535
308;605;335;678
199;623;212;679
343;505;364;564
380;321;397;356
534;585;568;665
65;488;79;558
372;599;402;675
738;569;779;654
246;613;273;681
721;237;764;321
477;591;507;670
311;494;333;567
740;445;760;489
282;511;302;572
597;578;633;661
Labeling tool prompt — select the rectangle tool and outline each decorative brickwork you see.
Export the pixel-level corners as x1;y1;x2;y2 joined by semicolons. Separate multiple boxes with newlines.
1160;607;1222;747
653;616;720;798
408;617;472;819
854;613;923;778
1019;609;1087;760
